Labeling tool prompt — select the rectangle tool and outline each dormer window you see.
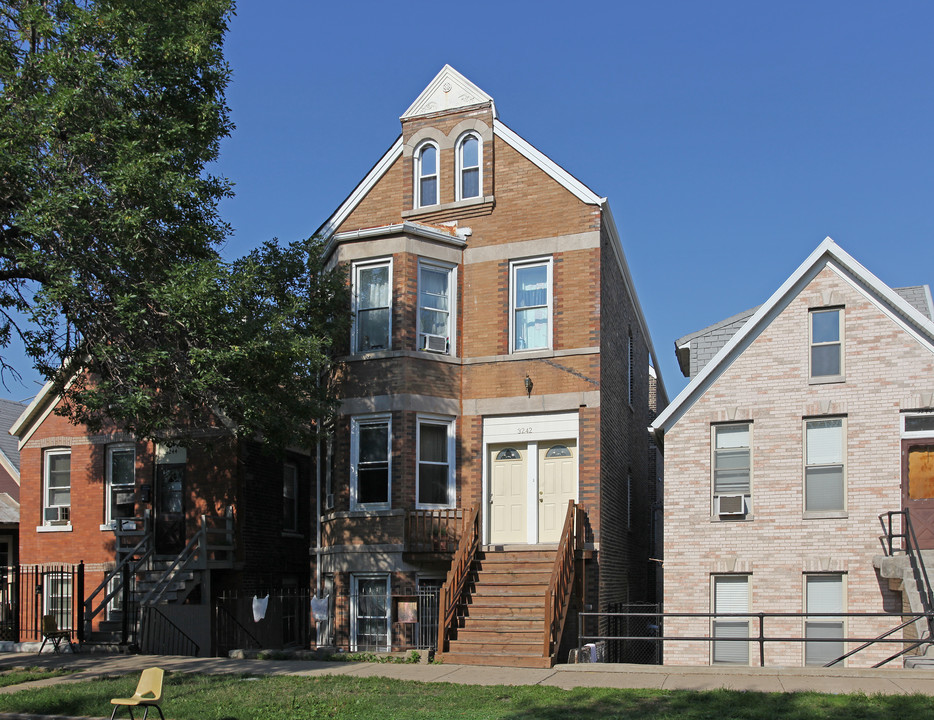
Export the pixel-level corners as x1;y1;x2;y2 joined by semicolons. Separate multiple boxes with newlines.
415;143;438;207
457;133;481;200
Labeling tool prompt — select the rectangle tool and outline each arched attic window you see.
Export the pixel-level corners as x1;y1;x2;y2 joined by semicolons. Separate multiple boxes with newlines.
415;142;439;208
457;133;481;200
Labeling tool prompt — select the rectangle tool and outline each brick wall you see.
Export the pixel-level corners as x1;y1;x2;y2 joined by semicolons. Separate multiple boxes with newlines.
663;266;933;666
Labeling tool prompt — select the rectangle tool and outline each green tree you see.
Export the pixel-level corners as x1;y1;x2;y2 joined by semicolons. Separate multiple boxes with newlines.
0;0;349;449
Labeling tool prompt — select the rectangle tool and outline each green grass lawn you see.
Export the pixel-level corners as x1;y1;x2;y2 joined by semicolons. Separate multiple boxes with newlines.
0;667;68;688
0;672;930;720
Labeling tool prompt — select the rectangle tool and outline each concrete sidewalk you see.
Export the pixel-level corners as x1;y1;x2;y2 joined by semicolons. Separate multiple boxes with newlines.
0;651;931;719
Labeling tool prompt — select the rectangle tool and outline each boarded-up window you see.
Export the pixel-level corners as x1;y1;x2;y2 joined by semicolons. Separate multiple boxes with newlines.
908;445;934;500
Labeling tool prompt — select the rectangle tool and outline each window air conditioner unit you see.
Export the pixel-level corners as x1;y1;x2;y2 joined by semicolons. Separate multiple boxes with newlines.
44;506;70;525
420;333;448;353
717;494;746;516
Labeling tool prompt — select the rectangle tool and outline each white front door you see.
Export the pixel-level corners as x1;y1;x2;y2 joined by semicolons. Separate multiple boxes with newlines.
538;441;577;543
489;444;528;544
488;439;577;545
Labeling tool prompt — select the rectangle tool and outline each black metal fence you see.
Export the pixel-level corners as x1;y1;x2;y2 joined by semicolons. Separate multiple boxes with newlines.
0;564;84;644
602;603;661;664
214;588;312;657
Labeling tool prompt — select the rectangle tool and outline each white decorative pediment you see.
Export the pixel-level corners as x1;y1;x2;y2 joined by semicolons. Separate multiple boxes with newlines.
401;65;495;119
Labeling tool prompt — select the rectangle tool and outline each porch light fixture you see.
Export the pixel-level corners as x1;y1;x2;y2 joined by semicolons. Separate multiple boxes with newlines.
524;375;533;398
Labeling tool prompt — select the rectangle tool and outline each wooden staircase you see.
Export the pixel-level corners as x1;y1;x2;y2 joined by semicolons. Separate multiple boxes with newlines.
443;547;558;668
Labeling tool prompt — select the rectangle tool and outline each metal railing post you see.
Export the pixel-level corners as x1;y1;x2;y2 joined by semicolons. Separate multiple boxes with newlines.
121;563;130;644
76;562;85;643
758;612;765;667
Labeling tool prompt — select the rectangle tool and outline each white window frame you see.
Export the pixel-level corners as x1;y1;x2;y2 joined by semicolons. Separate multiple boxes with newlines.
509;257;553;353
104;444;136;530
417;259;456;356
283;463;298;533
711;574;750;665
350;414;392;511
43;449;71;527
352;258;392;354
809;307;844;382
416;415;456;510
414;141;440;208
350;574;390;652
455;132;482;201
804;417;846;515
712;423;752;518
804;573;846;667
901;411;934;438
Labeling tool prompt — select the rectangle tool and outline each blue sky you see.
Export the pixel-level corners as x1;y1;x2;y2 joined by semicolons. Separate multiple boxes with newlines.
2;0;933;403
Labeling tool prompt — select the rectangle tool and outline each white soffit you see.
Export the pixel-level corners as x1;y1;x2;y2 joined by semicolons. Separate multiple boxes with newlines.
652;237;934;434
401;64;496;120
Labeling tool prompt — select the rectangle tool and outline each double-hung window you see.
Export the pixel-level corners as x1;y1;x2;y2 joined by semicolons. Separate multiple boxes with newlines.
457;133;481;200
712;575;749;665
417;416;455;508
805;574;844;666
805;418;845;513
418;261;454;354
283;463;298;532
810;308;843;381
43;449;71;526
713;424;751;516
44;572;73;630
415;143;439;208
351;416;391;510
105;445;136;529
511;258;552;352
353;260;391;353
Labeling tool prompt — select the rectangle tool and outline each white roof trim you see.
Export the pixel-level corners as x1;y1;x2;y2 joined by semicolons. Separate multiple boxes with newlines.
326;221;468;258
401;65;496;120
11;379;57;448
652;237;934;434
0;449;18;485
317;137;403;241
493;120;603;206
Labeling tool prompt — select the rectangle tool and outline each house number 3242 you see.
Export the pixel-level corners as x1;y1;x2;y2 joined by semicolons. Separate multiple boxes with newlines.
517;427;533;434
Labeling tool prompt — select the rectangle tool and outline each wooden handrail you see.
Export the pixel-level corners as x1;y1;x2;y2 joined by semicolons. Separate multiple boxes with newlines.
437;505;480;653
544;500;579;659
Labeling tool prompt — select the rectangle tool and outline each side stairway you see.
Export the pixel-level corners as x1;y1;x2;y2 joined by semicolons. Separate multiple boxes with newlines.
873;548;934;661
443;547;557;668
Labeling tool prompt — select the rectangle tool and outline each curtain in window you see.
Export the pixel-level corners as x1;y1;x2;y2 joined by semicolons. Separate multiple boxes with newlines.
356;265;390;351
419;423;449;506
419;266;449;338
355;578;389;650
514;265;548;350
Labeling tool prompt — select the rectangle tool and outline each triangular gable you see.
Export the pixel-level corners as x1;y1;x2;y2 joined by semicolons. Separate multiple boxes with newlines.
652;237;934;434
401;65;496;120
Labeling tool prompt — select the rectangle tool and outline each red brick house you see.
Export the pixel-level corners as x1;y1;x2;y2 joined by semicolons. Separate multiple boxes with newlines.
11;381;312;653
313;65;667;666
652;238;934;667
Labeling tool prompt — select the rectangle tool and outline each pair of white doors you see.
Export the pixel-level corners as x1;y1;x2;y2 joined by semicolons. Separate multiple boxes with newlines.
488;440;577;544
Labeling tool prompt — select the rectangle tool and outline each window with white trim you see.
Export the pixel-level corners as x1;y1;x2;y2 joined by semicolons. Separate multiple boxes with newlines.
283;463;298;532
417;416;455;508
351;416;391;510
417;261;454;355
805;418;845;513
415;142;439;208
43;449;71;526
712;575;749;665
511;258;552;352
353;260;391;353
810;308;843;381
44;572;73;630
805;574;844;666
105;445;135;528
456;133;481;200
713;424;751;517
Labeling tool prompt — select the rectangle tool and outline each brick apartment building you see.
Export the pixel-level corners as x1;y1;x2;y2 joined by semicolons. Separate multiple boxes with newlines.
651;238;934;667
314;65;667;666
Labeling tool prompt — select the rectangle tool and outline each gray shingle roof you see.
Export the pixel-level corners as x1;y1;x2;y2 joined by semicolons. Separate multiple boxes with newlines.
0;398;25;472
893;286;934;321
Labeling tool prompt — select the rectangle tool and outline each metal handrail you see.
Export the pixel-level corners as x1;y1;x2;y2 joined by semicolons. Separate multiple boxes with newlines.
578;610;934;667
83;525;153;638
140;517;206;606
437;505;480;653
544;500;579;659
881;509;934;612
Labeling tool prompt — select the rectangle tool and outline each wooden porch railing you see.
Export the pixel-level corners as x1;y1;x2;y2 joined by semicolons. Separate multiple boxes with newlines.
437;505;480;653
406;508;464;553
544;500;582;659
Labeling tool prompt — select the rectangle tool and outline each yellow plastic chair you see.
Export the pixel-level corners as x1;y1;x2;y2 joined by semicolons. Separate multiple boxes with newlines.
109;667;165;720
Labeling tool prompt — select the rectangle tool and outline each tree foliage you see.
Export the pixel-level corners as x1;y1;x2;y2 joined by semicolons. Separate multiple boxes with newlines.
0;0;350;450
